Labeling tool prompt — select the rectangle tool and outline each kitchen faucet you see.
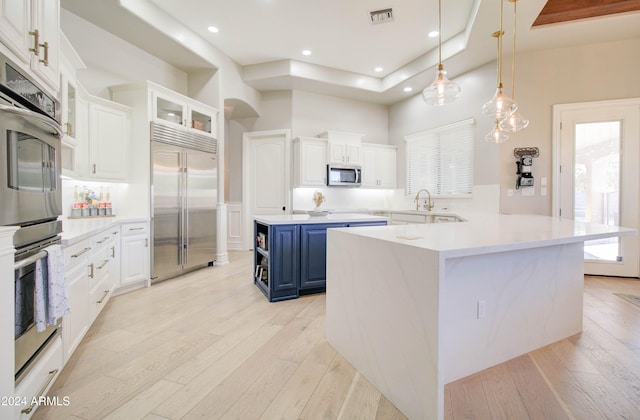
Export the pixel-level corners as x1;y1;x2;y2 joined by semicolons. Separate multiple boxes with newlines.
414;189;434;211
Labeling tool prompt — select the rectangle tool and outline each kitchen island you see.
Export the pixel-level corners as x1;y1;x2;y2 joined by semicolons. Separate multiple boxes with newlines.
253;213;387;301
325;213;635;420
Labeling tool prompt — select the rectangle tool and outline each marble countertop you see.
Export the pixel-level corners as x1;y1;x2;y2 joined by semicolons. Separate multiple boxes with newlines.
62;217;149;246
332;212;636;258
255;213;388;225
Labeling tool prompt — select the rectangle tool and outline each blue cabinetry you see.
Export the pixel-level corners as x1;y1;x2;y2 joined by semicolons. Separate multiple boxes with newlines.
254;219;387;302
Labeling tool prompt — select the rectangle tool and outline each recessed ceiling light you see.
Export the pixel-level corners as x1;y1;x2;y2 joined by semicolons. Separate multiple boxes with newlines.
374;67;384;72
403;87;413;92
428;30;439;38
208;26;219;33
302;49;312;56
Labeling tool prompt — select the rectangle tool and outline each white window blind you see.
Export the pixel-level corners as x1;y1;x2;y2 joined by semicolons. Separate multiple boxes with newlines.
405;118;475;197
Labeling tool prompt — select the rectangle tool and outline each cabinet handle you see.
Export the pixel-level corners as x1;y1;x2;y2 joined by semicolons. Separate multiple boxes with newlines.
145;238;148;247
96;236;110;244
129;227;144;231
66;122;73;137
112;231;119;235
28;29;39;56
72;247;91;258
92;164;97;174
97;259;109;270
20;369;58;414
97;290;109;304
39;41;49;66
88;263;94;279
110;246;115;258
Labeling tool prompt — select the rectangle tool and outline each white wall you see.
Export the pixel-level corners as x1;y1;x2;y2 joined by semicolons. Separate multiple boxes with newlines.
498;37;640;215
291;90;388;143
389;37;640;216
60;9;188;99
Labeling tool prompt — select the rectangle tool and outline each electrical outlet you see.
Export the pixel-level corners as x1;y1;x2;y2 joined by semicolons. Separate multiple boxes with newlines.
477;300;486;319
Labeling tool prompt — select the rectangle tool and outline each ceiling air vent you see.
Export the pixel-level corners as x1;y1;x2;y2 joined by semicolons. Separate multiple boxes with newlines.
370;8;394;24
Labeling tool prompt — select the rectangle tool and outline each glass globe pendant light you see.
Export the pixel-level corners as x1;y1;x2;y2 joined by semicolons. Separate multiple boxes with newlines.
499;0;529;132
486;119;510;144
422;0;461;106
482;0;516;120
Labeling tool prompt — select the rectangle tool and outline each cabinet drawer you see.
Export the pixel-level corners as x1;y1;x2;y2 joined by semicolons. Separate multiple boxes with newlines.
390;213;427;224
121;222;148;236
14;337;63;419
64;239;92;269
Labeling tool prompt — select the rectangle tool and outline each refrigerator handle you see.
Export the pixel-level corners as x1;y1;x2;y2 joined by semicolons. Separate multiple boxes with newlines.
183;152;188;268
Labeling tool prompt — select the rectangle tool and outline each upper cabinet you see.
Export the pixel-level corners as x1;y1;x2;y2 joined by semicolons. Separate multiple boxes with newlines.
153;90;217;137
88;100;131;181
60;32;86;147
319;131;363;165
361;143;397;189
0;0;60;93
293;137;327;187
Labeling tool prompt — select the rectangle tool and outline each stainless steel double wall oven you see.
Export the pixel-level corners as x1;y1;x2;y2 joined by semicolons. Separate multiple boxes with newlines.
0;51;63;384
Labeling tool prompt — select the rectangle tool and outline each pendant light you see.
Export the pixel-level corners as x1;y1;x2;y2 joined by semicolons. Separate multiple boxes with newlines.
486;119;510;144
422;0;461;106
482;0;516;120
499;0;529;132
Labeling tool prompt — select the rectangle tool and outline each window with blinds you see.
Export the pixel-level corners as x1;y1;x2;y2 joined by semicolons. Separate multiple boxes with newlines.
405;118;475;197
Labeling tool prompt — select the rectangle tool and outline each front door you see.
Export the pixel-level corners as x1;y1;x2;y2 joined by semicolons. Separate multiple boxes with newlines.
242;129;291;249
555;99;640;277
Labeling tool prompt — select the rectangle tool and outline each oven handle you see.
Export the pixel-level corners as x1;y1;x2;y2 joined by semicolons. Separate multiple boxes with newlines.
0;103;63;138
14;250;48;271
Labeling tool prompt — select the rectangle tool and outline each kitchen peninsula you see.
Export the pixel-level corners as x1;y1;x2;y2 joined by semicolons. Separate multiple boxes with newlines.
326;213;635;420
254;213;387;301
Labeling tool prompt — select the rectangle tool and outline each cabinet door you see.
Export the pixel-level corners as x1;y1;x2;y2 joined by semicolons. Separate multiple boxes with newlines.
0;0;31;62
327;141;347;164
62;261;88;362
270;225;298;295
361;146;378;187
153;91;187;127
189;103;217;137
299;139;327;186
30;0;59;91
377;147;397;188
300;223;346;290
89;102;129;180
345;143;361;164
121;234;150;285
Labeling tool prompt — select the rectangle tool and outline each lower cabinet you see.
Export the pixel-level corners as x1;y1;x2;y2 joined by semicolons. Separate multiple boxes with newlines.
254;220;387;301
120;222;150;291
299;224;346;290
62;260;89;363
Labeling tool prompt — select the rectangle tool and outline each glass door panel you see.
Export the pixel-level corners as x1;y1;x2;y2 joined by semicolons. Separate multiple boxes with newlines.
574;121;621;261
155;96;184;126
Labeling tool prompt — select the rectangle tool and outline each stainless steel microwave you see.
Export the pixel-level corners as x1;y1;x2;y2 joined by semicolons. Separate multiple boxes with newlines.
327;164;362;187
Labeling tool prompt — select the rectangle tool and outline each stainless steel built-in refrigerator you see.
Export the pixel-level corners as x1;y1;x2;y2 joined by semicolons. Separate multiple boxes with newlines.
151;122;217;282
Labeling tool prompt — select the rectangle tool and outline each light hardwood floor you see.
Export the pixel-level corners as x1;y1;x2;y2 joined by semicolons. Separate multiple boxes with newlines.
33;251;640;419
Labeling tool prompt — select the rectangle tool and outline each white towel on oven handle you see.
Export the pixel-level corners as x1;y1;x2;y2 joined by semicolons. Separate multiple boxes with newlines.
45;244;69;325
34;257;48;332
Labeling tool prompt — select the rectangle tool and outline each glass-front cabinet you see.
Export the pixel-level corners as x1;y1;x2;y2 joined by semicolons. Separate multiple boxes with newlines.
60;78;77;140
152;91;216;137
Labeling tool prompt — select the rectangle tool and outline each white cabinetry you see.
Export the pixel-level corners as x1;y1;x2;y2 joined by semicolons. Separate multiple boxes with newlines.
120;222;150;290
0;0;59;92
88;100;131;181
14;337;62;419
62;239;91;362
88;228;119;322
319;131;363;165
361;143;397;188
59;32;85;177
293;137;327;187
152;89;217;137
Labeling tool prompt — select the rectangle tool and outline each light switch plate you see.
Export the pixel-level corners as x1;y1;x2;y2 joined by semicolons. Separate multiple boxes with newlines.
522;187;535;196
